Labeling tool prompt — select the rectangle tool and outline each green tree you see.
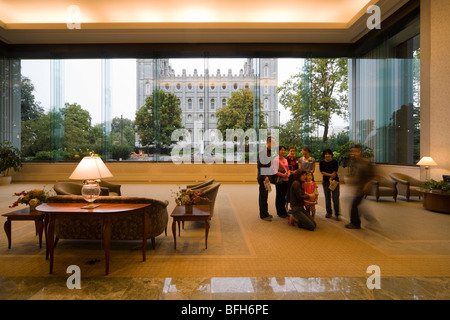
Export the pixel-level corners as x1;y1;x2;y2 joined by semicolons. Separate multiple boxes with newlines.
89;123;103;147
276;120;306;153
21;113;52;156
20;76;48;157
135;90;182;148
278;58;348;144
21;76;44;121
216;88;266;137
110;116;135;146
61;102;92;151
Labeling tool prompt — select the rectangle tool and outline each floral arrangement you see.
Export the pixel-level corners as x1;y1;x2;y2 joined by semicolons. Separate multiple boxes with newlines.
173;187;210;206
10;188;49;208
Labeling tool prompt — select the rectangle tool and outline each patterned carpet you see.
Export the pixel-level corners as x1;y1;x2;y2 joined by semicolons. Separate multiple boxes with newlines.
1;183;449;279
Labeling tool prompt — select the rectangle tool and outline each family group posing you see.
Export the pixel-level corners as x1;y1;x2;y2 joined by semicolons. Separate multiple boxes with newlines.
257;136;342;231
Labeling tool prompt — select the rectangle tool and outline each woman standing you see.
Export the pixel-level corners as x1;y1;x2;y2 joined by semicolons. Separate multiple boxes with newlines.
273;145;290;218
285;146;299;211
319;149;341;220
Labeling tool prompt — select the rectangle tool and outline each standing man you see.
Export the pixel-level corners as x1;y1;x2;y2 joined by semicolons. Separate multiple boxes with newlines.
257;136;275;221
345;145;375;229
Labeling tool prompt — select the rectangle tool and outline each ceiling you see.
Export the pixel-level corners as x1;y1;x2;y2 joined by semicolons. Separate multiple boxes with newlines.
0;0;410;44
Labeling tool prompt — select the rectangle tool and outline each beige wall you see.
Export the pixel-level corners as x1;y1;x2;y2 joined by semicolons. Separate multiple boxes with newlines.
11;162;259;184
11;162;422;185
420;0;450;181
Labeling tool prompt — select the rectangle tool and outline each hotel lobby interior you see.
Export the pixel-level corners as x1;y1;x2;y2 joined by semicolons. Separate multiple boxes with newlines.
1;0;450;303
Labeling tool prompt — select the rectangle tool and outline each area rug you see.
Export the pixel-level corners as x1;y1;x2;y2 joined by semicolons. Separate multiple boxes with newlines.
1;184;449;280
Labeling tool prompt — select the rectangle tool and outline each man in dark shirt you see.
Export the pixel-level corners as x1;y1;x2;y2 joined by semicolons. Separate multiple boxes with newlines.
257;136;275;221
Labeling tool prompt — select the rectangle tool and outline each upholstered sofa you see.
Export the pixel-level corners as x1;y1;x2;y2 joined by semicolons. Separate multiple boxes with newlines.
46;195;168;249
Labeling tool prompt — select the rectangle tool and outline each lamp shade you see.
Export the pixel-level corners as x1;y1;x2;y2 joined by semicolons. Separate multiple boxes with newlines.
417;157;437;166
69;155;113;180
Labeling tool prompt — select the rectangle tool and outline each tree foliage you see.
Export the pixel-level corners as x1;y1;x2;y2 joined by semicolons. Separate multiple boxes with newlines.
60;103;92;151
19;77;139;160
135;90;182;147
21;76;44;121
216;88;266;137
277;58;348;143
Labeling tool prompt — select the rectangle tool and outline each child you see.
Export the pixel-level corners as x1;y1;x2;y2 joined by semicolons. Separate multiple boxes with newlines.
302;172;319;219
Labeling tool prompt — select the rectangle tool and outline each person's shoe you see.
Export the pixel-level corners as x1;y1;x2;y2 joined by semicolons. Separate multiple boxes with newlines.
278;214;287;219
325;213;332;219
345;223;361;229
262;215;273;221
335;215;342;221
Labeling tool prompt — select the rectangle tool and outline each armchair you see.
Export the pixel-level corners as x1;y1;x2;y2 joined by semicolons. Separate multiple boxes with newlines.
185;179;215;190
389;173;424;201
181;183;220;229
365;175;398;202
54;182;108;196
53;182;84;195
194;183;221;218
99;179;122;196
54;180;121;196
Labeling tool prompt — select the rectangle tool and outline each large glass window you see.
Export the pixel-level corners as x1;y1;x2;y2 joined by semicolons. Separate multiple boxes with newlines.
18;52;422;165
22;53;429;165
19;58;285;163
350;18;420;164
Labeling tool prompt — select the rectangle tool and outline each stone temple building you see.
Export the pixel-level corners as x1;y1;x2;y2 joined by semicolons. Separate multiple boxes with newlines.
136;58;279;140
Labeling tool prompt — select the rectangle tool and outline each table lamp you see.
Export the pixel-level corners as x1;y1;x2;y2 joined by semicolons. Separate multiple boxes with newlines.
69;152;113;208
417;156;437;181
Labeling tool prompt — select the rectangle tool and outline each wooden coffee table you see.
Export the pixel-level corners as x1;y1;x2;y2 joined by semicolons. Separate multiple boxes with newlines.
2;207;46;249
170;205;211;250
422;190;450;214
37;202;151;275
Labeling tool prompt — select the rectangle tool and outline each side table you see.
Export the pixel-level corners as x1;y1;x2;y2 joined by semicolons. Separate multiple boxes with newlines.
2;207;46;249
37;202;151;275
170;205;211;250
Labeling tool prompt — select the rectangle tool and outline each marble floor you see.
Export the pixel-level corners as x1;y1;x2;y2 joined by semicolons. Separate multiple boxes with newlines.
1;275;449;300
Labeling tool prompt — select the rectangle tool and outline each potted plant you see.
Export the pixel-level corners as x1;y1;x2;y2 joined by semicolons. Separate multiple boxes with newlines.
336;140;373;183
423;179;450;194
0;140;24;185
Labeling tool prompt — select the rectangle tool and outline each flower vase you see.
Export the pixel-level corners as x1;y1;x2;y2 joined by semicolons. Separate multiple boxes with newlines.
185;204;193;213
29;198;40;211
